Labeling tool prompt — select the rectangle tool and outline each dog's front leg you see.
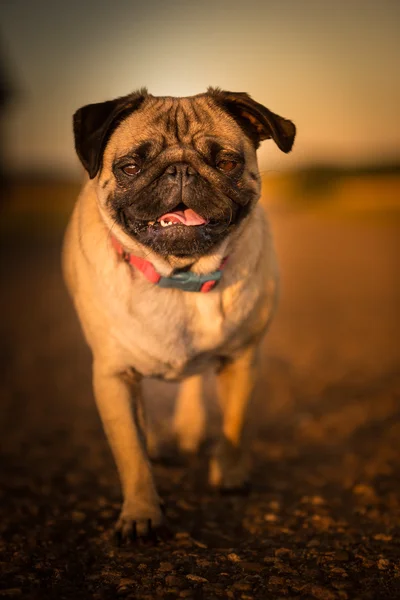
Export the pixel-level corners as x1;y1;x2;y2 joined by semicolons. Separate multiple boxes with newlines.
173;374;205;454
93;361;163;540
209;345;258;491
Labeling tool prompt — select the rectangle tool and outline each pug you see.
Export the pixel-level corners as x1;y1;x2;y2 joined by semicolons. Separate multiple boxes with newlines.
62;88;295;541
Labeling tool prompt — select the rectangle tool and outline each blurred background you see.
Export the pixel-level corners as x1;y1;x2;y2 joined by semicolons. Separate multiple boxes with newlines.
0;2;399;596
0;0;398;373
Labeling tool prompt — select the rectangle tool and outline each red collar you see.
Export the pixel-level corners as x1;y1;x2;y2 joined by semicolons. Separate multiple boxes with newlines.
111;235;228;293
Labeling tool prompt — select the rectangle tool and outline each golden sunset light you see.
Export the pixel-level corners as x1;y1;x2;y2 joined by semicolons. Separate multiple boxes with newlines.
1;0;399;175
0;2;399;599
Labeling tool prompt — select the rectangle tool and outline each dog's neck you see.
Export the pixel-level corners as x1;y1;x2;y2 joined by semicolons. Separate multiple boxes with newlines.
115;234;230;278
163;255;199;271
110;234;229;293
162;249;228;274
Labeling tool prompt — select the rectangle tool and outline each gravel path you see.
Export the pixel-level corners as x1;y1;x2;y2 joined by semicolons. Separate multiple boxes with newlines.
0;208;399;599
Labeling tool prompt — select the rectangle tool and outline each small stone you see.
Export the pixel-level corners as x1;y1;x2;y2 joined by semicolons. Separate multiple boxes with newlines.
331;580;349;590
274;547;294;558
196;559;211;567
176;538;193;548
311;495;325;506
377;558;390;570
310;585;337;600
159;561;174;572
100;568;121;581
301;495;325;506
352;483;377;499
175;532;191;539
330;567;348;577
311;514;334;529
232;582;252;591
186;574;208;583
240;561;265;572
276;562;297;575
374;533;392;542
227;552;241;562
289;580;307;593
118;577;135;590
264;513;278;522
356;555;375;568
192;539;208;549
268;576;286;588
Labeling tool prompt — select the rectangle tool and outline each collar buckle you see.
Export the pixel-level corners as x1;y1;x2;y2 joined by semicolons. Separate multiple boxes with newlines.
158;270;222;292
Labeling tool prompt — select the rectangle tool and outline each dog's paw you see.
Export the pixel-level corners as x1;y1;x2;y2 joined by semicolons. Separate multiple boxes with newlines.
209;440;251;493
114;503;165;544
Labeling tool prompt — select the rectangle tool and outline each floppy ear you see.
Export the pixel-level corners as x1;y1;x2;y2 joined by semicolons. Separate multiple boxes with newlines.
208;88;296;153
73;89;148;178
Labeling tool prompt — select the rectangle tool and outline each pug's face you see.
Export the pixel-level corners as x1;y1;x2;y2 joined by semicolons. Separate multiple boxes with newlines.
74;88;295;257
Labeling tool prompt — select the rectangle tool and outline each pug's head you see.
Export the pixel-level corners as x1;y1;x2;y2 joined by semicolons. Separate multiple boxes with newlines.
73;88;295;257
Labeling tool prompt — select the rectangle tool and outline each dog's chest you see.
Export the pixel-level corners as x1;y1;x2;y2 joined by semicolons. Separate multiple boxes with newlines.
113;286;241;379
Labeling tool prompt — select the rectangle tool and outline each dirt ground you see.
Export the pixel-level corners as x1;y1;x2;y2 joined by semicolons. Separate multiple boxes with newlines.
0;192;399;599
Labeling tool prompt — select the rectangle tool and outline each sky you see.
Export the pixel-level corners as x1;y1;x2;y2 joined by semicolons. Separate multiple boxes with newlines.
0;0;399;176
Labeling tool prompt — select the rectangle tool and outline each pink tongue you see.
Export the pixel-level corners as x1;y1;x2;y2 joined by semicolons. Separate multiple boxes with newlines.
158;208;207;226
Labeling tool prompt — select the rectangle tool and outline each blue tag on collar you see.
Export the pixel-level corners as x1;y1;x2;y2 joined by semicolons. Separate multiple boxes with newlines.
158;269;222;292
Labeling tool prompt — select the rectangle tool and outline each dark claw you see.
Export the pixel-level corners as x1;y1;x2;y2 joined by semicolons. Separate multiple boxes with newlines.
114;517;169;545
114;528;123;546
130;520;137;541
113;502;168;545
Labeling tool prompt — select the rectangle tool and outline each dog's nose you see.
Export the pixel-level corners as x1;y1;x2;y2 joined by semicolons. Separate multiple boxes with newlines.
164;163;196;184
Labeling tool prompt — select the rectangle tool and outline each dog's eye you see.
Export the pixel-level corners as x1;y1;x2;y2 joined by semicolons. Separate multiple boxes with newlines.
122;163;141;176
217;160;237;173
